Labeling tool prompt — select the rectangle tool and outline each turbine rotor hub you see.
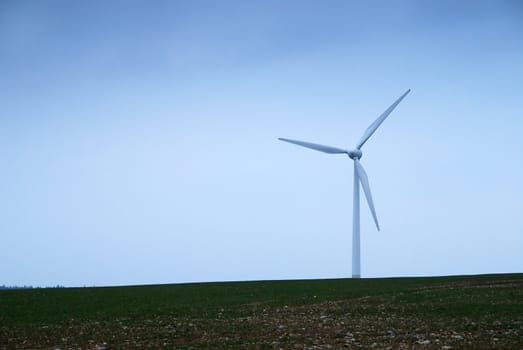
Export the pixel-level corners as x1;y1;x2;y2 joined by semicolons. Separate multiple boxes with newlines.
348;149;363;159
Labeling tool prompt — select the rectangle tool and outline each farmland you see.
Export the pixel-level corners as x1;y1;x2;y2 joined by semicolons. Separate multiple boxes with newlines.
1;274;522;349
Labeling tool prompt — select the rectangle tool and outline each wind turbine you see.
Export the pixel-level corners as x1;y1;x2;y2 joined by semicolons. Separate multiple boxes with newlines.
279;89;410;278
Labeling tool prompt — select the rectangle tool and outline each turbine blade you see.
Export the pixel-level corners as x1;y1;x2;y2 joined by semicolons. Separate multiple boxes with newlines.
354;159;380;231
356;89;410;149
278;138;347;154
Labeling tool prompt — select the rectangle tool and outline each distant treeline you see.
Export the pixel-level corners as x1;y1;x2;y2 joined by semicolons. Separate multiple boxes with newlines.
0;285;65;290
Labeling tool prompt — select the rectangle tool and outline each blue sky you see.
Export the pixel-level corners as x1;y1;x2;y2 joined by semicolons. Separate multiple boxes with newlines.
1;0;522;287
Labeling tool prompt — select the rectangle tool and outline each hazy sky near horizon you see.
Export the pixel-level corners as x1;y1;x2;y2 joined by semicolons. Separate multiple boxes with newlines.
1;0;522;287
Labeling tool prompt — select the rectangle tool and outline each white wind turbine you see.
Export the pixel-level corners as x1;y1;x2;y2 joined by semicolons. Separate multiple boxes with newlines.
279;90;410;278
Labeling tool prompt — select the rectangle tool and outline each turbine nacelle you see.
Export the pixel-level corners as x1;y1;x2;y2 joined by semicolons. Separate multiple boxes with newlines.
347;149;362;160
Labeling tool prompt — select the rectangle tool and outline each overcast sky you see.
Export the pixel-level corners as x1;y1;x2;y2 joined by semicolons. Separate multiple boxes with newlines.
1;0;522;287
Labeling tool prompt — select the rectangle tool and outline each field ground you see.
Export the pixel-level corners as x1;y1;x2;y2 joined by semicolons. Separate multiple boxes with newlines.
1;274;522;349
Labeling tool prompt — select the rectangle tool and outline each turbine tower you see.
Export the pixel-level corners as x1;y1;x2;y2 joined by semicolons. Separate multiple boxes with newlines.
279;90;410;278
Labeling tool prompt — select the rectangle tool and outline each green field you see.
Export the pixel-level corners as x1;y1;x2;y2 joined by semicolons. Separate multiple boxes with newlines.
1;274;522;349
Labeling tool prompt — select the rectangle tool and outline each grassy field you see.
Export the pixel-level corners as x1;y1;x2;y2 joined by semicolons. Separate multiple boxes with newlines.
1;274;522;349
